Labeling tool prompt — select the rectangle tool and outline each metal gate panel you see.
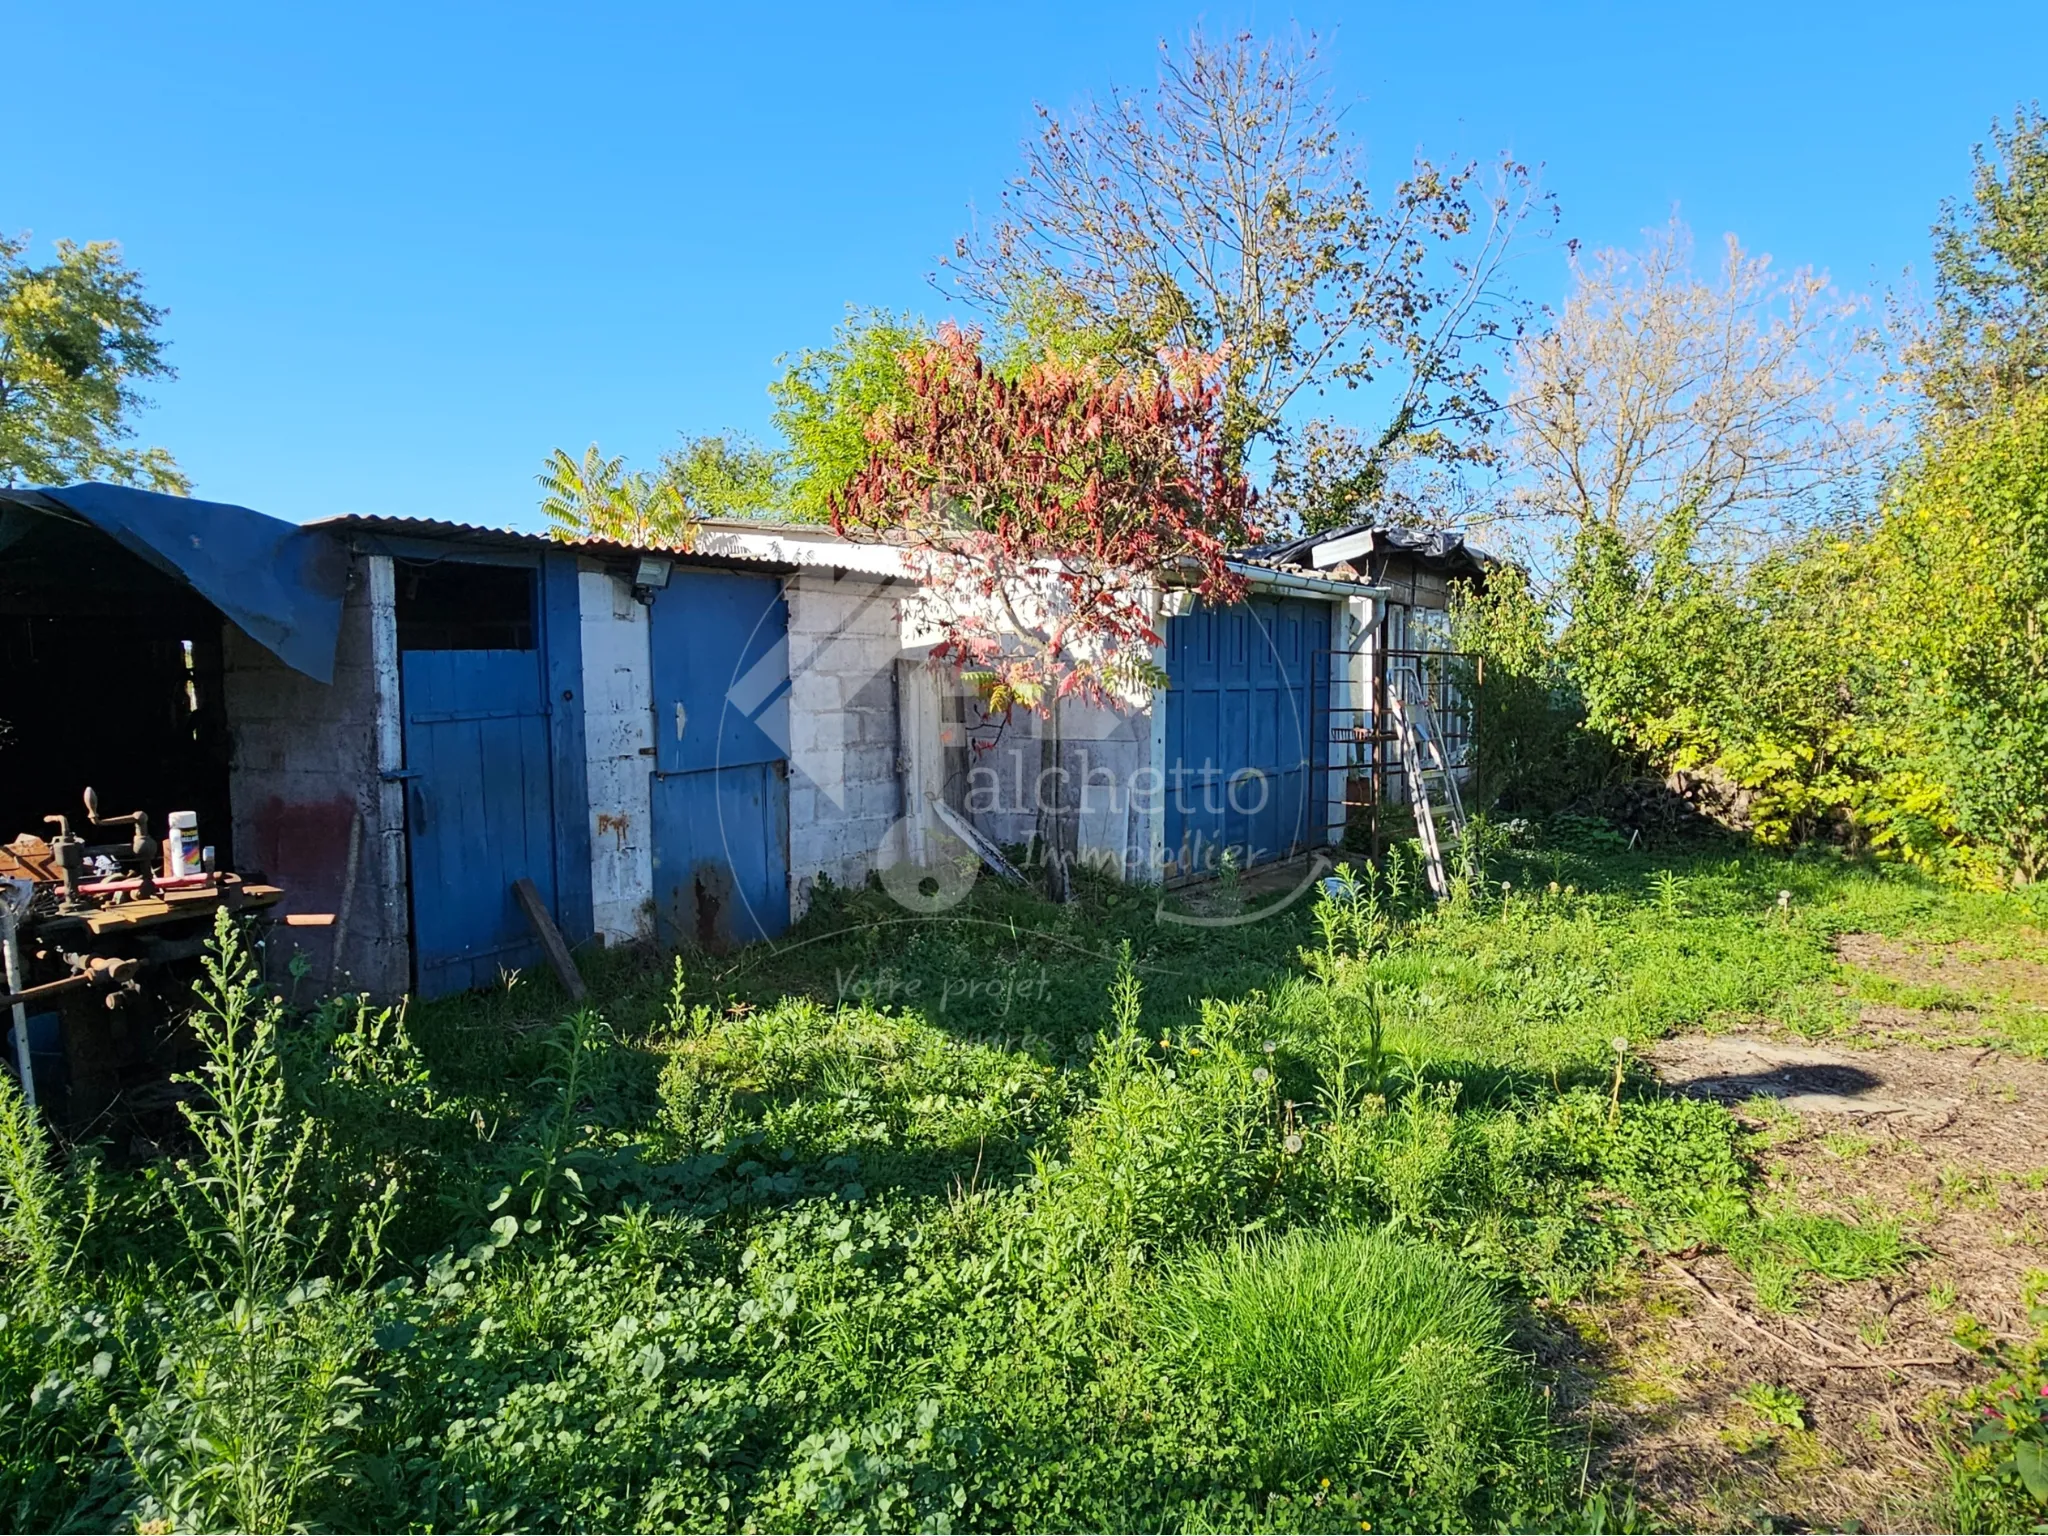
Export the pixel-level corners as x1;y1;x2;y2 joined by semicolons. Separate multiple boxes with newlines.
648;570;792;948
1164;596;1331;880
649;761;790;949
402;647;557;996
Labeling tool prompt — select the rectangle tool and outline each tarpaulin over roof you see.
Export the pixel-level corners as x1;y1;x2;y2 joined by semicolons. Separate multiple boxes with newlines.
2;484;349;682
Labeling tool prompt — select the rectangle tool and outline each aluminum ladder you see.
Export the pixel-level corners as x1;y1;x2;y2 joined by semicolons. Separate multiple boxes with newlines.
1385;667;1467;900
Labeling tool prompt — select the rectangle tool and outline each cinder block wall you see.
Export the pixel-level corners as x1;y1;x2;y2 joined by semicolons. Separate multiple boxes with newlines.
784;571;906;916
957;695;1155;881
578;564;656;946
223;562;407;996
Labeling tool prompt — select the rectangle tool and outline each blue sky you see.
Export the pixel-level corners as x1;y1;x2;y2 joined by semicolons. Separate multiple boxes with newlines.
6;1;2042;527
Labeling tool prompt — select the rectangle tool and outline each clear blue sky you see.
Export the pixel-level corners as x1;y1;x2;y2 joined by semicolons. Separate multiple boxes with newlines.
5;1;2042;527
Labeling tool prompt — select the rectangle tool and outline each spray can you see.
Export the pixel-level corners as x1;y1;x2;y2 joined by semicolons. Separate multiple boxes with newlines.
167;812;201;878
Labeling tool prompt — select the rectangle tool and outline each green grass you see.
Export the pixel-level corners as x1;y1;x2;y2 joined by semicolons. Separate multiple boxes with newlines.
1142;1227;1561;1507
3;820;2043;1531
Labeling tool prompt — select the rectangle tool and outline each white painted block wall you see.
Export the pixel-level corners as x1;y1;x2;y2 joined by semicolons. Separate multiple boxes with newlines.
784;570;907;915
577;563;655;945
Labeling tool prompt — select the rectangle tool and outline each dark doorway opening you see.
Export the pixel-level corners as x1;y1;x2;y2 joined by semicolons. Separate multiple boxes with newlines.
0;517;232;864
396;560;536;651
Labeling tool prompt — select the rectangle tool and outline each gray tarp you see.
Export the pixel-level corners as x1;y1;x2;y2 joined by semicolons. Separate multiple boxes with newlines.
1;484;348;682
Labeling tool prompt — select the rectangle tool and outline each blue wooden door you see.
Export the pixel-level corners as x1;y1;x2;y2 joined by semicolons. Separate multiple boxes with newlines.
402;647;557;995
1163;596;1330;880
648;570;791;948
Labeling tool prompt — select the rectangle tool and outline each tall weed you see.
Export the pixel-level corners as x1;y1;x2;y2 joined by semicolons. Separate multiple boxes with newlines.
117;911;390;1532
0;1069;96;1319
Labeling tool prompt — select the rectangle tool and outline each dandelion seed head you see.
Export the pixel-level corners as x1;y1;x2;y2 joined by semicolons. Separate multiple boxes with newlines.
1283;1133;1304;1154
1253;1066;1271;1084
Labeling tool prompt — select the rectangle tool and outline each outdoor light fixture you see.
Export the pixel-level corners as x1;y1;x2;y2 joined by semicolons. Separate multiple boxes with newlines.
629;554;673;606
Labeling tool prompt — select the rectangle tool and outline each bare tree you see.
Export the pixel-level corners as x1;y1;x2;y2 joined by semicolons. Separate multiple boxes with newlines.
943;28;1552;512
1508;218;1880;560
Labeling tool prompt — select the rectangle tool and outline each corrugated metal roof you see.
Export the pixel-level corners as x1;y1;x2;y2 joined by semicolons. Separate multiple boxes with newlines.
311;515;1393;596
309;514;797;570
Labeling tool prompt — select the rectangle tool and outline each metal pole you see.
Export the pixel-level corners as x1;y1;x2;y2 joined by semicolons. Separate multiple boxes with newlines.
2;913;35;1108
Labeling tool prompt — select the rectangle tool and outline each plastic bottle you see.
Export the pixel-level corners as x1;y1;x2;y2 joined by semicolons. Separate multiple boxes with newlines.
167;812;201;878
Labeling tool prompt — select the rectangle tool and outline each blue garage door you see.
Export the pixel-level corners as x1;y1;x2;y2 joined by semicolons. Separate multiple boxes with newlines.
648;570;791;949
1163;596;1331;881
403;644;557;995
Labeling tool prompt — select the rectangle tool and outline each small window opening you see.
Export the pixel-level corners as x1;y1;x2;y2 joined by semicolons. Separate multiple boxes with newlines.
397;561;536;650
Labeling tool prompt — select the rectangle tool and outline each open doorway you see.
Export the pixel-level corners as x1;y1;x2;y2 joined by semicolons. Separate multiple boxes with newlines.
0;515;232;859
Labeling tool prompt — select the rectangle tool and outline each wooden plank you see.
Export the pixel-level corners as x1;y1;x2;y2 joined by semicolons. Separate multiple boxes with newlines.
78;881;284;933
542;550;594;947
512;876;586;1001
368;554;408;988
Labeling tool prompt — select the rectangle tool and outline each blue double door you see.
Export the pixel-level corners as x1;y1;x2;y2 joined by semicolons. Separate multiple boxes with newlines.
648;570;792;949
1163;596;1331;880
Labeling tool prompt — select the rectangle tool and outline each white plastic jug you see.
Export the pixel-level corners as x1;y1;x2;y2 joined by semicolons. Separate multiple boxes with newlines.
167;811;201;878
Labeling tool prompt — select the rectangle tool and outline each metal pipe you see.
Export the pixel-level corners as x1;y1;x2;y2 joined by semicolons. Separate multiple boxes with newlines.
0;972;89;1012
1;914;35;1107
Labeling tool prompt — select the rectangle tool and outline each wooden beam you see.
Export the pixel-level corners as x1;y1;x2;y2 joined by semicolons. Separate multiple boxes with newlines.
512;877;587;1001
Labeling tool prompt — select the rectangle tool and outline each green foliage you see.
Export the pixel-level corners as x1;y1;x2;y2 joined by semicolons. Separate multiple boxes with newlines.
1449;564;1613;811
1722;1382;1810;1455
538;433;782;546
1455;404;2048;881
658;430;782;521
537;442;687;545
1464;119;2048;885
1865;390;2048;878
1719;1209;1918;1312
115;913;394;1533
0;231;186;491
165;911;327;1300
769;308;929;523
1561;512;1747;768
1924;104;2048;420
1949;1273;2048;1529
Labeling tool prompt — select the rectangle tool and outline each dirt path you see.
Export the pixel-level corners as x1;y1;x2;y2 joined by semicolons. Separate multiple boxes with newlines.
1575;938;2048;1530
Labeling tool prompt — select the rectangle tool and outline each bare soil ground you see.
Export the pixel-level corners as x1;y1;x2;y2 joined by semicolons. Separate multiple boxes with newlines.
1569;934;2048;1531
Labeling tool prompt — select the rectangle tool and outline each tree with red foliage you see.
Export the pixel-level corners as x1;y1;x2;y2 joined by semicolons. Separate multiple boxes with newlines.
831;322;1258;899
830;322;1259;708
